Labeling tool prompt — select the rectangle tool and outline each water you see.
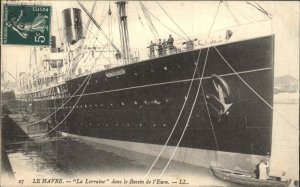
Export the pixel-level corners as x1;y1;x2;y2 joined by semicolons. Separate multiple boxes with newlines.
1;103;298;187
2;137;228;187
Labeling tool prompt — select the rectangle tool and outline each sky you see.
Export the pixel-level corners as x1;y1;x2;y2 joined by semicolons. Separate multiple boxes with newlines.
1;1;299;84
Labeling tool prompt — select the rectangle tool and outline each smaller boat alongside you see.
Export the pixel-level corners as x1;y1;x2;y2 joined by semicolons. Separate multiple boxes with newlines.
210;166;290;187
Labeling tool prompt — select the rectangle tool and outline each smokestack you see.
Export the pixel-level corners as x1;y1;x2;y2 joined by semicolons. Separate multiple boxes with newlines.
62;8;83;44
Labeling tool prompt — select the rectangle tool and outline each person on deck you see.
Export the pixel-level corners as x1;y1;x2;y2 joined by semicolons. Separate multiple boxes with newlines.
167;34;174;53
148;41;156;58
115;50;121;60
157;39;163;57
162;39;168;56
259;160;268;180
185;40;194;51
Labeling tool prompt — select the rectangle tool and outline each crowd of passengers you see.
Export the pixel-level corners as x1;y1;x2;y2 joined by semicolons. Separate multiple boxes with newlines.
147;34;196;58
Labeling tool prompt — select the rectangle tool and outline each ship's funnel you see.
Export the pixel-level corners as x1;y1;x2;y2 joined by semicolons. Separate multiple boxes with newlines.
62;8;83;44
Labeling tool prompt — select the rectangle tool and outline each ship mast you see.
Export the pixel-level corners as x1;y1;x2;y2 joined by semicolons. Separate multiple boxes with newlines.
116;0;131;65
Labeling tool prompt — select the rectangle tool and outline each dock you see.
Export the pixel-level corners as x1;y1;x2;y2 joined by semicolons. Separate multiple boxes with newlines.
1;111;50;178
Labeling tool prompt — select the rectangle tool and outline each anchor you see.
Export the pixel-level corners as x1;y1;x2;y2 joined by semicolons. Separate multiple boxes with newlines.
205;74;233;121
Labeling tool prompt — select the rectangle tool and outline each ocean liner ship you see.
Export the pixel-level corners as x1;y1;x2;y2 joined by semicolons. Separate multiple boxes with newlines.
14;1;274;171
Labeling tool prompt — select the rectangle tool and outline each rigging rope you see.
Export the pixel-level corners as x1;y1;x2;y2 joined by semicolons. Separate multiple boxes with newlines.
140;2;186;40
55;9;62;45
82;2;97;41
213;46;298;131
228;3;257;22
139;1;159;41
81;22;112;62
134;3;145;29
78;1;119;51
133;2;150;44
145;47;202;177
156;1;190;40
224;1;240;25
246;1;271;19
208;1;221;38
159;47;210;178
254;1;270;16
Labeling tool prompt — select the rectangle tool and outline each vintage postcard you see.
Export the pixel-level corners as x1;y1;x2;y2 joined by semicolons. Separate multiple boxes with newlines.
1;1;299;187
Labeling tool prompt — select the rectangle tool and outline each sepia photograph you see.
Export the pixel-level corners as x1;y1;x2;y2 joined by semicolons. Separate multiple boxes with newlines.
1;1;299;186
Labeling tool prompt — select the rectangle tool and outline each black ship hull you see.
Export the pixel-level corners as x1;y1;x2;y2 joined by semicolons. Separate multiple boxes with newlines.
18;35;274;162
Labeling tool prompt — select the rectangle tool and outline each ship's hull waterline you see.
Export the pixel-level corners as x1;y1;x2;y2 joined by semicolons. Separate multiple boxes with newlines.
17;35;274;170
60;131;266;172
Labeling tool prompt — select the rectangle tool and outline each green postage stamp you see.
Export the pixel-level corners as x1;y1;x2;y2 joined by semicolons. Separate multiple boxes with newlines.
2;4;51;46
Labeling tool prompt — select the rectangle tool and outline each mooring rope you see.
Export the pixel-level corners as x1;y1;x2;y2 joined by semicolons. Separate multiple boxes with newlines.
22;38;101;127
30;34;107;137
201;85;219;151
201;84;219;167
22;10;109;128
144;47;203;177
33;74;92;138
22;74;91;127
213;46;298;131
159;47;210;178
